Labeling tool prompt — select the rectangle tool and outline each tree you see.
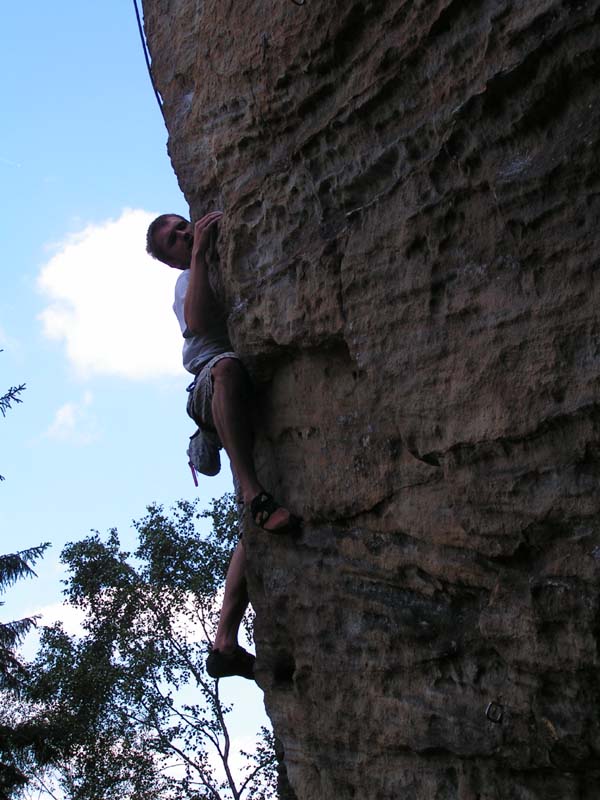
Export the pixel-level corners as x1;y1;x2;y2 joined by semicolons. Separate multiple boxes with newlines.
25;496;276;800
0;545;50;797
0;383;25;415
1;354;26;481
0;363;52;796
0;548;50;693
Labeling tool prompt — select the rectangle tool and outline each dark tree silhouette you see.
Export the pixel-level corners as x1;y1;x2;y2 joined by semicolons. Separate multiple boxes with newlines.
0;351;25;481
0;545;50;796
1;358;51;795
24;497;276;800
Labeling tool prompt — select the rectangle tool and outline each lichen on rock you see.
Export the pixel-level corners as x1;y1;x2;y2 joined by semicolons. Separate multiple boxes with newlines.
143;1;600;797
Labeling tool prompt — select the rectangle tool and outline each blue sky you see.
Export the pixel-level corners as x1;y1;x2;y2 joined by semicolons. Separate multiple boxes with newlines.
1;0;265;765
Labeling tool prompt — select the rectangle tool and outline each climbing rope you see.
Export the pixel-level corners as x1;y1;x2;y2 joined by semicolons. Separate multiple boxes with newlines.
132;0;167;124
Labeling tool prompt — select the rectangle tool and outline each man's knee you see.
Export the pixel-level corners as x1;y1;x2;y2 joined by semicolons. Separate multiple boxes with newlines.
211;357;247;388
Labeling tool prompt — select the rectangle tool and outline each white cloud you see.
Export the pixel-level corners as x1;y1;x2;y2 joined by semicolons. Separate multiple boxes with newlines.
0;325;22;356
37;208;183;380
34;601;86;636
44;390;99;444
16;601;86;660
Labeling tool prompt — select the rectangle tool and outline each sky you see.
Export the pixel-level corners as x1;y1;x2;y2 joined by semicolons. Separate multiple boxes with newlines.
1;0;267;781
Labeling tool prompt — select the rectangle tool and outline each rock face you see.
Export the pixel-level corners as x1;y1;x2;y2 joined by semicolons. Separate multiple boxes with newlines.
143;1;600;797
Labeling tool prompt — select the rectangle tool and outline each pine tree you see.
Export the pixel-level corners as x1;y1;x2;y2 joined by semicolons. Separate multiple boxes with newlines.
0;547;49;692
0;545;50;796
0;368;25;482
1;360;51;795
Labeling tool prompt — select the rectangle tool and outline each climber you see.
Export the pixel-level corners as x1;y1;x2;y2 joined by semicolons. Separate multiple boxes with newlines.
146;211;299;680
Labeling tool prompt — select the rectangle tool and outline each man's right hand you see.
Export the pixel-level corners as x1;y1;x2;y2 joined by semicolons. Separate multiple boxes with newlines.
184;211;223;335
192;211;223;262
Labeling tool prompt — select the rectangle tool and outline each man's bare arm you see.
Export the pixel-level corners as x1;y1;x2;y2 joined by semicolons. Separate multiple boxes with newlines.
184;211;223;336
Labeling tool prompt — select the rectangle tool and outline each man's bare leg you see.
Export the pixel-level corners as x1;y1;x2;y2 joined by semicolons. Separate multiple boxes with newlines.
210;358;291;530
213;540;248;653
207;359;298;678
206;538;255;678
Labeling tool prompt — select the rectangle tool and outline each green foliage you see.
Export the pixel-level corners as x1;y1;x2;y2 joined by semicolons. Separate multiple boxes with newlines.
0;544;50;797
0;383;25;419
0;545;50;692
24;496;276;800
1;354;26;481
0;361;52;797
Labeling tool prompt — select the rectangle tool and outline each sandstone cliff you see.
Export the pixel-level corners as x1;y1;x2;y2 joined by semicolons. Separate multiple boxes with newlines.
142;1;600;797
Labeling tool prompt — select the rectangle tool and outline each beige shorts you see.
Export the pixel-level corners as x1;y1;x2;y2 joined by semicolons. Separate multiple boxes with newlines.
186;351;242;432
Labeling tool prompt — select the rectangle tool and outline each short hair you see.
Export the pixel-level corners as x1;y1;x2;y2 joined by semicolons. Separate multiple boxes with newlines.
146;213;186;263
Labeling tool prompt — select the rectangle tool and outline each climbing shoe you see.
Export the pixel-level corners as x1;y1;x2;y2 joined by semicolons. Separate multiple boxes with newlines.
250;491;301;534
206;645;255;680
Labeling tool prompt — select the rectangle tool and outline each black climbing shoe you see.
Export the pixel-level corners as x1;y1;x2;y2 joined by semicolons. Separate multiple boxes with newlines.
206;645;255;680
250;491;301;534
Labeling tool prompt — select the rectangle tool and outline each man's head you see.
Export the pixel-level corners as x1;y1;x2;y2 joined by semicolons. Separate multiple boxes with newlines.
146;214;193;269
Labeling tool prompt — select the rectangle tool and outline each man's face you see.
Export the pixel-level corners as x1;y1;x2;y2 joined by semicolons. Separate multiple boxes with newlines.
155;215;193;268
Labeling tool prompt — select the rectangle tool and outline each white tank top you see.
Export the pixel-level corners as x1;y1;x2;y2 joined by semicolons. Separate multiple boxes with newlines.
173;269;233;374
